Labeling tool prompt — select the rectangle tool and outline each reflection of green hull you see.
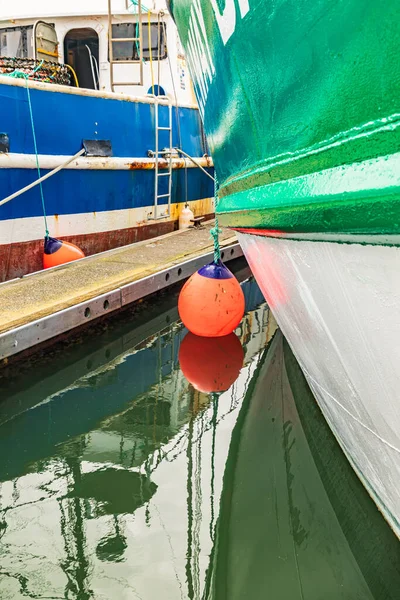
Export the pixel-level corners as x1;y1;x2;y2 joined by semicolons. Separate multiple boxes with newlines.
170;0;400;236
206;333;400;599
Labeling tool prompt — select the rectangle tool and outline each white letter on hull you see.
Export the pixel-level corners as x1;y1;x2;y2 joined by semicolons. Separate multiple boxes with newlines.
209;0;249;45
186;0;216;114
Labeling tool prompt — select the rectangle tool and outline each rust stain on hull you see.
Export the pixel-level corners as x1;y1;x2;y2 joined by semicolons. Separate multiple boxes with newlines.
0;212;215;282
128;157;213;170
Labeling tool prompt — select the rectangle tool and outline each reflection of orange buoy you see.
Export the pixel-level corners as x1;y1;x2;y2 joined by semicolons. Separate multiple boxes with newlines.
179;332;244;393
43;236;85;269
178;261;245;337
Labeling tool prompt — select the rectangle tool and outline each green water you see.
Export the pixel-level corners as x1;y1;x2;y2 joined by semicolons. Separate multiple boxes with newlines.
0;272;398;599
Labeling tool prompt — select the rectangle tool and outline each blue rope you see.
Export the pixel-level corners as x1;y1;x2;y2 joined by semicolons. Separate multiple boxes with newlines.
7;63;49;238
25;76;49;238
128;0;151;13
210;175;222;263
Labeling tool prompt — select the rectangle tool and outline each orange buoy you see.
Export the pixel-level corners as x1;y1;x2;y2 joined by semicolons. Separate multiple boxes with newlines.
178;260;245;337
179;332;244;393
43;236;85;269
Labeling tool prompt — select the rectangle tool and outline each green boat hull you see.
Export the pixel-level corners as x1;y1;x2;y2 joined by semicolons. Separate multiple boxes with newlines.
170;0;400;236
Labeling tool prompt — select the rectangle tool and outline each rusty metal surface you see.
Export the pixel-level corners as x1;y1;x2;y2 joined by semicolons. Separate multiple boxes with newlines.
128;156;213;170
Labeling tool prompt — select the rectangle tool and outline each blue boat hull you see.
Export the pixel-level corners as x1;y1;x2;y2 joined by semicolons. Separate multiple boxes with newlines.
0;78;214;280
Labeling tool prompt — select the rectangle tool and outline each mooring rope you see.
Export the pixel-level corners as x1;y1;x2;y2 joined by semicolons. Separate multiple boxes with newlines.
7;63;50;238
174;148;221;263
210;175;222;263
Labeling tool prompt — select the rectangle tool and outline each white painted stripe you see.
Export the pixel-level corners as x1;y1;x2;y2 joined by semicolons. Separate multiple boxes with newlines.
0;153;214;171
0;198;214;244
0;75;198;110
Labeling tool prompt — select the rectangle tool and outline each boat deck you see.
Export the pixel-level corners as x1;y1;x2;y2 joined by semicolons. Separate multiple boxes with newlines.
0;222;241;360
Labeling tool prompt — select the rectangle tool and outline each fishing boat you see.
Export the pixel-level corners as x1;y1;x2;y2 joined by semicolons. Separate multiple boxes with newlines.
0;0;214;281
169;0;400;538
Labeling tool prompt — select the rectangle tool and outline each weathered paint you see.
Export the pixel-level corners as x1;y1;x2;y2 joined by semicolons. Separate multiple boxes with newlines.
170;0;400;237
0;72;197;109
0;206;215;281
128;156;213;170
0;153;213;171
0;78;205;157
0;74;214;277
0;197;214;246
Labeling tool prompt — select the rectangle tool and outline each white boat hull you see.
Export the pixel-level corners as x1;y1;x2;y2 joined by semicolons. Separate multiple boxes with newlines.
237;230;400;538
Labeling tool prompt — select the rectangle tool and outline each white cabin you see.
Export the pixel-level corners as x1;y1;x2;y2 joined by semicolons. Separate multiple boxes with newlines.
0;0;196;104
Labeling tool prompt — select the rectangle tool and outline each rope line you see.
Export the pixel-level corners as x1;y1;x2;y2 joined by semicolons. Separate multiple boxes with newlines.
25;77;49;238
173;149;220;263
174;148;214;181
148;10;155;95
7;63;50;237
210;175;222;263
0;149;85;208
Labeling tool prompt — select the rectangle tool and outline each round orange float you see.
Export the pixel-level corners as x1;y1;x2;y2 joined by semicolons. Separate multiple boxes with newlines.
178;261;245;337
179;331;244;393
43;236;85;269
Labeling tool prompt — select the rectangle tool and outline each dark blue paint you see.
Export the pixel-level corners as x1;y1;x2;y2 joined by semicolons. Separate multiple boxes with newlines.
0;81;213;220
198;260;233;279
44;236;62;254
0;165;214;220
147;84;166;96
0;83;205;157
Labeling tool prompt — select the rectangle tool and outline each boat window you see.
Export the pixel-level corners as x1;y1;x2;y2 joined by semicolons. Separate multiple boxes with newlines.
64;28;99;90
111;22;167;61
0;26;34;59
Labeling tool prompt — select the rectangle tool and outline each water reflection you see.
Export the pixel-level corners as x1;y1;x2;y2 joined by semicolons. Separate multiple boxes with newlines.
0;276;398;599
179;333;244;393
205;334;400;600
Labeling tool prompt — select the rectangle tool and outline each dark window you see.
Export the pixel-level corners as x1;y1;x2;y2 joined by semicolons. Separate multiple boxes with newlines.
0;26;34;58
64;28;99;89
111;22;167;61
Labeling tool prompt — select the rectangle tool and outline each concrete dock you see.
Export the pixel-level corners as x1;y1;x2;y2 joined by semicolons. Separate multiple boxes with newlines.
0;222;242;361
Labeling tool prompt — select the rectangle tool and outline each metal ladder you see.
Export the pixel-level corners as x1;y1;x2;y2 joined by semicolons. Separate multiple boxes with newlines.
149;95;173;220
107;0;144;91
